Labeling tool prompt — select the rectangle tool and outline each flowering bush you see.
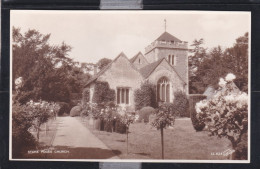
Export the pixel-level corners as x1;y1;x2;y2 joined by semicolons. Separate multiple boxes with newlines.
25;100;57;141
196;73;248;159
12;103;37;158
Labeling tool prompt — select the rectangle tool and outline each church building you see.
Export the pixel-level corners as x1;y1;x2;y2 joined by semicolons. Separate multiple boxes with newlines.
85;31;188;110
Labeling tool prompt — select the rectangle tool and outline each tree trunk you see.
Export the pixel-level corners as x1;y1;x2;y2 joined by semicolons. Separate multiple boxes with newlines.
126;127;129;154
161;126;164;159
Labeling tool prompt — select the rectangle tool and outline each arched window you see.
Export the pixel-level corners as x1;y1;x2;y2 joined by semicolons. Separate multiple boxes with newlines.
157;77;170;103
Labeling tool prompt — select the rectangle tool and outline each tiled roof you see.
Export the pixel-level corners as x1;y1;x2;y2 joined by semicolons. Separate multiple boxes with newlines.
85;52;127;87
139;58;186;84
130;51;142;63
156;31;182;42
139;59;164;78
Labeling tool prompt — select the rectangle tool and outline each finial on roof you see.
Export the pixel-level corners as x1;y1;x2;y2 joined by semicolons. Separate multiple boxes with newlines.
164;19;167;32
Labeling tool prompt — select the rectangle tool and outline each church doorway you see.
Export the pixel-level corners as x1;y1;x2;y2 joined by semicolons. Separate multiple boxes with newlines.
157;77;170;103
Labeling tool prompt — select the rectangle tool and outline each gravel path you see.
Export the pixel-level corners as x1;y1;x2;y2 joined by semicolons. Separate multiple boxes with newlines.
51;116;119;159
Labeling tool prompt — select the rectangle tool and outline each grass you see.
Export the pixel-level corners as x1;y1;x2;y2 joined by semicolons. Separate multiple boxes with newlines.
81;118;232;160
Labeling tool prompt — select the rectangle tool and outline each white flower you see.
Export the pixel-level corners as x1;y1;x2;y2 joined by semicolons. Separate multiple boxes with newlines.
236;92;248;106
224;94;236;103
218;78;227;87
225;73;236;82
195;100;208;114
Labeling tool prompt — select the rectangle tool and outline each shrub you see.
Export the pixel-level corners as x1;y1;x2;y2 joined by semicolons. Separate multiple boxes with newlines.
115;119;127;134
189;94;207;131
196;74;248;160
92;81;116;104
70;106;82;117
57;102;70;116
134;81;157;110
12;103;37;158
138;106;156;123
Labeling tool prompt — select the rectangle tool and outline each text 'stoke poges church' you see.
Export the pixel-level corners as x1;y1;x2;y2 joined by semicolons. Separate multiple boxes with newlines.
85;30;188;110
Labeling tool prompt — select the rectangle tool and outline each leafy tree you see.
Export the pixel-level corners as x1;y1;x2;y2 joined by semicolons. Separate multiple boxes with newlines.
151;103;175;159
188;39;208;94
189;33;248;94
97;58;112;70
12;27;91;104
120;110;135;154
222;32;248;92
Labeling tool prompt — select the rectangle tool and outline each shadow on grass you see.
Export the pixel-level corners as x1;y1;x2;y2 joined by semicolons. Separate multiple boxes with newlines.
19;146;121;159
134;152;151;156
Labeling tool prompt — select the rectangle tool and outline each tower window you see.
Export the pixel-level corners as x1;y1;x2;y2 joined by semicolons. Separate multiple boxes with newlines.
167;55;175;66
172;55;174;65
139;58;141;64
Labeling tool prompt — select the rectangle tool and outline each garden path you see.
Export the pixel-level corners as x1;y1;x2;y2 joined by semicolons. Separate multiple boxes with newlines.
51;116;119;159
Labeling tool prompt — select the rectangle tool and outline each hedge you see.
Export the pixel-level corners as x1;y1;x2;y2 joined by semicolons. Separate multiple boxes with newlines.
134;81;157;110
70;106;82;117
189;94;207;131
173;91;189;117
57;102;70;116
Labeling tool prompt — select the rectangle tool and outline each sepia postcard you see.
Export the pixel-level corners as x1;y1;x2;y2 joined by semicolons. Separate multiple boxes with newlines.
10;10;250;163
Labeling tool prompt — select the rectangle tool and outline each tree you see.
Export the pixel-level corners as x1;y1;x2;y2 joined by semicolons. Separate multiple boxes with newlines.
196;73;248;159
189;33;248;94
25;100;55;141
223;32;248;92
97;58;112;70
120;110;134;154
12;27;91;104
151;103;175;159
188;38;208;94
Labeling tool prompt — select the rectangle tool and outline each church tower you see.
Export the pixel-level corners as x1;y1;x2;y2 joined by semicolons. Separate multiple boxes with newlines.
144;22;189;93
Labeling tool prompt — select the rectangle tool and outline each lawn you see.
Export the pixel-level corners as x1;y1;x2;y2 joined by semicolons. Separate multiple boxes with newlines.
80;118;232;160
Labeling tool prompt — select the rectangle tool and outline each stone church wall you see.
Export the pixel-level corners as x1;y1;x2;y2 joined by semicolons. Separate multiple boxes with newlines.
147;60;186;102
97;55;144;109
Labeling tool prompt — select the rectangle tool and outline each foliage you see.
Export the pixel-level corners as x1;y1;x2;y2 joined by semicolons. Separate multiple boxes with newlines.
151;103;176;159
25;100;56;141
92;81;116;104
82;88;90;104
97;58;112;70
114;119;127;134
12;27;91;104
70;106;82;117
137;106;156;123
189;94;207;131
119;109;135;154
57;102;70;116
173;91;189;117
196;73;248;160
134;81;157;110
151;103;175;130
12;103;37;158
189;33;248;94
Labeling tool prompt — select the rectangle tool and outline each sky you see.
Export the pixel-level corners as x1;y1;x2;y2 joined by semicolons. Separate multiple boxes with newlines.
11;10;250;63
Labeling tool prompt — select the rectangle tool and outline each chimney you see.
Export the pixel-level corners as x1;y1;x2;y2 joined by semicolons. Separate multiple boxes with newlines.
94;64;97;75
